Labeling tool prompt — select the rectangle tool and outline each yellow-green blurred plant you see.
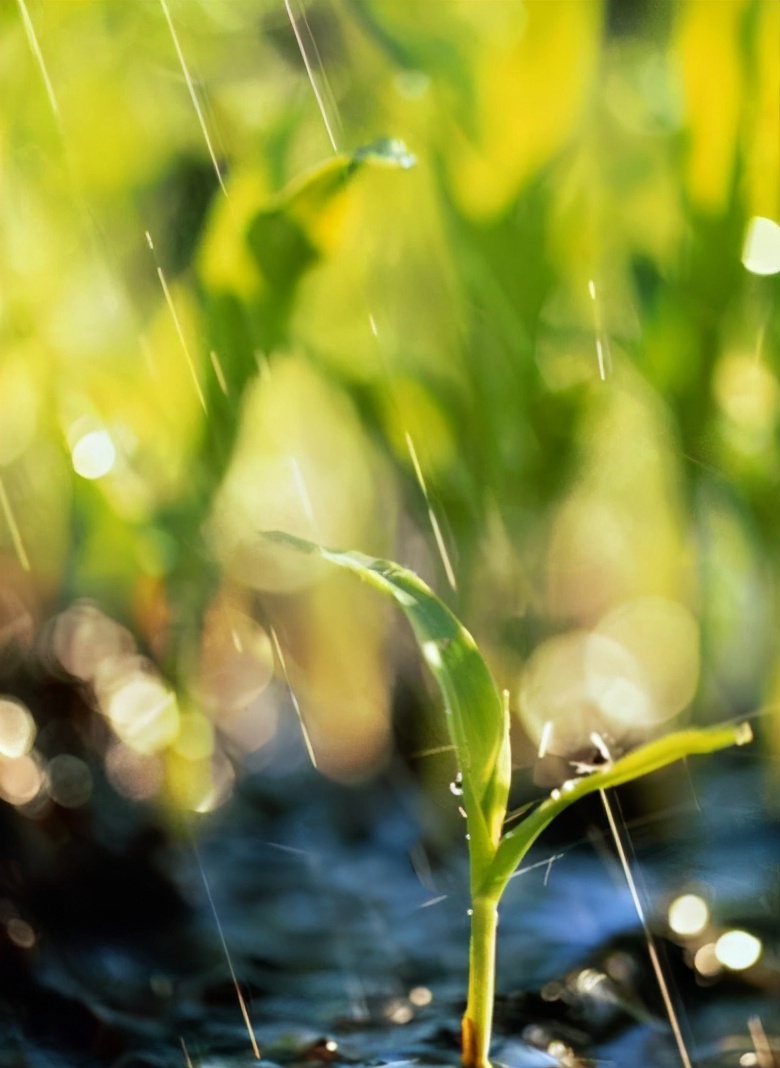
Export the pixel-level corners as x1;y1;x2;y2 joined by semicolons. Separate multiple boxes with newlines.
1;0;777;799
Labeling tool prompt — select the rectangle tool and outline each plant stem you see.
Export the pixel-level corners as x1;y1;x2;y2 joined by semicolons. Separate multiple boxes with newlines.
462;895;500;1068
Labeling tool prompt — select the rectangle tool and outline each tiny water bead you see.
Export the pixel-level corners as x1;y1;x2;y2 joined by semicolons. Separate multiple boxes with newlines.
449;772;464;796
355;137;417;170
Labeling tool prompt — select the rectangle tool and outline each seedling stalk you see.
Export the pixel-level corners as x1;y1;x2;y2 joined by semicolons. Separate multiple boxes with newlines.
463;895;500;1068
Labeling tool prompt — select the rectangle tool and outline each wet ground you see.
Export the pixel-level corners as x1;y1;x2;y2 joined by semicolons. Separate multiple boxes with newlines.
1;715;778;1068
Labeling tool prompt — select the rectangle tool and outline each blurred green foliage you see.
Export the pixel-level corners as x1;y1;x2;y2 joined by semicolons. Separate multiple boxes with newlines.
0;0;778;800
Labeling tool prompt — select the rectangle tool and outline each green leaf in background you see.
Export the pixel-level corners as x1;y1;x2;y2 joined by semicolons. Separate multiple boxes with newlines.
262;530;510;880
246;138;416;289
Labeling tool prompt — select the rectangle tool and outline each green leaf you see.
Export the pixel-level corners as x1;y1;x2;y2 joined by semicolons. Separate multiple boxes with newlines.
480;720;753;900
263;531;510;879
246;138;415;290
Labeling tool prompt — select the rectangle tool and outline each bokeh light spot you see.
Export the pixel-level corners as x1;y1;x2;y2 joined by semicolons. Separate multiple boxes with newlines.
51;602;136;682
715;930;762;971
742;216;780;275
693;943;721;978
71;429;116;479
0;753;44;806
714;353;779;432
6;918;36;949
45;754;93;808
0;698;36;758
105;673;180;754
105;742;164;801
668;893;709;937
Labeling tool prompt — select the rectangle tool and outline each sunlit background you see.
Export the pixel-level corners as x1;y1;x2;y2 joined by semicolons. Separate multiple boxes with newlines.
0;1;778;1060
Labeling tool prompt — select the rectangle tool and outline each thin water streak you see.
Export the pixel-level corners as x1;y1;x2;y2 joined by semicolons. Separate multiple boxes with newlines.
419;894;449;910
16;0;61;121
180;1036;195;1068
210;349;229;395
0;476;31;572
269;624;318;767
588;279;612;381
283;0;340;153
405;432;458;591
538;720;553;758
189;831;261;1059
145;230;207;411
408;743;457;760
508;852;564;884
599;787;695;1068
158;0;229;201
289;456;316;526
748;1015;775;1068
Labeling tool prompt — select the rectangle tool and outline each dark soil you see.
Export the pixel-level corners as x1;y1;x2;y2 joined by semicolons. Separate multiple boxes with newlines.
0;690;777;1068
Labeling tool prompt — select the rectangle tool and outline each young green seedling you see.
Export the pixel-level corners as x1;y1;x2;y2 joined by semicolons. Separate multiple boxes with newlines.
265;532;752;1068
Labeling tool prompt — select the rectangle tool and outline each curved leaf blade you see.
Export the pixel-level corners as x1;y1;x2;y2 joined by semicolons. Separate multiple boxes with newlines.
263;531;511;868
480;721;753;899
247;138;416;288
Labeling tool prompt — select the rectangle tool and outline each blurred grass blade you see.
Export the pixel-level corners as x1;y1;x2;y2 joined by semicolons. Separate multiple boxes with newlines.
481;721;753;899
263;531;510;871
